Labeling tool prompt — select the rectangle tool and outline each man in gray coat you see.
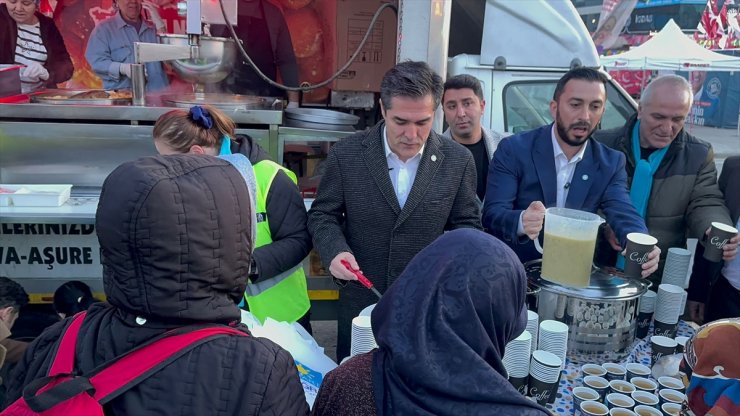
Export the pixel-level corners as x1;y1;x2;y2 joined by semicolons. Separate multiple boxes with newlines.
442;74;506;202
308;61;482;361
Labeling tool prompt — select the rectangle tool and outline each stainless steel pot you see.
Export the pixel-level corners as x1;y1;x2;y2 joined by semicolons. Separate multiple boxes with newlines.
525;260;649;362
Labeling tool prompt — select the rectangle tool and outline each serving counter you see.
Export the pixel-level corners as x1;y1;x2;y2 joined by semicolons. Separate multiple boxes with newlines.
0;101;350;318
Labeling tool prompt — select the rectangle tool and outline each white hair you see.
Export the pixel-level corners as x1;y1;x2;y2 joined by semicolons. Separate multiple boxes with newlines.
640;75;693;108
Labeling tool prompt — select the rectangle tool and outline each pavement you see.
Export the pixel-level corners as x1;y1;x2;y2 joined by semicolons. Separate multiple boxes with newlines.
685;124;740;174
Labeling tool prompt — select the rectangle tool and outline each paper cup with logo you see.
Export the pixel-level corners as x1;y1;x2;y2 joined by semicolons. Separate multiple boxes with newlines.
603;363;627;381
582;363;608;378
657;376;685;394
660;402;681;416
606;392;635;410
635;311;653;339
630;377;658;394
674;336;689;354
658;389;685;407
703;222;738;262
609;379;635;396
626;363;651;381
584;375;610;401
624;233;657;278
650;336;677;367
509;375;529;396
652;320;677;338
631;390;659;408
633;405;662;416
573;386;600;414
527;376;559;405
609;408;637;416
580;400;610;416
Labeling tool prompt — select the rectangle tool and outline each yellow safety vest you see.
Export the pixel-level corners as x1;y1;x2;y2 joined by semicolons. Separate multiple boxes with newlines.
245;160;310;323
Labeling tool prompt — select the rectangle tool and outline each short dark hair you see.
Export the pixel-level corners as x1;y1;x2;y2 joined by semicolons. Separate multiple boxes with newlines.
54;281;98;317
443;74;484;101
553;67;608;102
380;61;444;111
0;276;29;310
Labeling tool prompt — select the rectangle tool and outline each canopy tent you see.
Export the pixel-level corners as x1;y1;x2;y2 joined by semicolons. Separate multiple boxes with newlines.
600;19;740;71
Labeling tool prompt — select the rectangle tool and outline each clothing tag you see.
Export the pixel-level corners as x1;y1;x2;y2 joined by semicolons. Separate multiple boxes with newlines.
219;136;233;155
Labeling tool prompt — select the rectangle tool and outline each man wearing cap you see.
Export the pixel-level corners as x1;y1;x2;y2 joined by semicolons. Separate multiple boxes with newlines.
308;61;481;361
85;0;168;91
594;75;738;304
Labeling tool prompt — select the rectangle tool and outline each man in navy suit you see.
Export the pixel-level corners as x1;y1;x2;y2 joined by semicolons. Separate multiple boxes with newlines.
483;67;660;277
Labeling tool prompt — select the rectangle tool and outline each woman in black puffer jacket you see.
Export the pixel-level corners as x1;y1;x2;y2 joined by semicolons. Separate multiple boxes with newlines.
5;155;309;416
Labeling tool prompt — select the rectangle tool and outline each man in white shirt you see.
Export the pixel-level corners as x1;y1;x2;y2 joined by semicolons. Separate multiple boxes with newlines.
308;61;481;360
483;67;660;277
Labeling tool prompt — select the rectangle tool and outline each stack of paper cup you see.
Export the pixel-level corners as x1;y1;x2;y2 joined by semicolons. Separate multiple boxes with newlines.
350;316;377;357
654;284;685;337
639;291;658;314
538;320;569;369
528;350;562;405
503;330;532;394
662;248;692;288
526;310;539;348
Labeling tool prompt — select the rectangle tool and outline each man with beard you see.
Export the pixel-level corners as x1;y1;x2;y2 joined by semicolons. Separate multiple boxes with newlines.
483;67;660;275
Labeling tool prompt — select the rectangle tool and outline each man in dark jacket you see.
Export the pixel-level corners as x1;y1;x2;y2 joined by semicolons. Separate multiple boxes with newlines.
594;75;738;292
308;61;482;361
230;135;313;332
5;155;309;415
687;156;740;323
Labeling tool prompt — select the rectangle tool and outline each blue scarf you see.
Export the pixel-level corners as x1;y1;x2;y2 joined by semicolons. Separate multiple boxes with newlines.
617;121;668;268
219;135;233;155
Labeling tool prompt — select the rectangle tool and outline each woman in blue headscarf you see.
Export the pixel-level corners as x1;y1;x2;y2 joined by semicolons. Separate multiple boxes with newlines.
311;228;550;416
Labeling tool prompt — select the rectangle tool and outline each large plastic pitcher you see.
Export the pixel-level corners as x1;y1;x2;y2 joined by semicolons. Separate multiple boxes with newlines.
534;208;605;288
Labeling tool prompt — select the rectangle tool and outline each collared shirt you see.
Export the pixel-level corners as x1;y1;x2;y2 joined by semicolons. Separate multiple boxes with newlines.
383;127;424;209
85;12;168;91
551;124;588;208
723;218;740;291
517;125;588;236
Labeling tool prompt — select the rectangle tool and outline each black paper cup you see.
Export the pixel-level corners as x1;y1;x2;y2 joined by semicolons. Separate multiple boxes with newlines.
635;312;653;339
653;320;677;338
650;336;677;367
527;375;559;405
580;400;609;416
626;363;651;382
658;389;685;407
584;375;610;401
573;386;601;414
509;375;529;396
624;233;657;278
703;222;738;262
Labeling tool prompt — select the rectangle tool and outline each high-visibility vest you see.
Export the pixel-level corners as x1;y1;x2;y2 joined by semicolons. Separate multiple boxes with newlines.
245;160;310;323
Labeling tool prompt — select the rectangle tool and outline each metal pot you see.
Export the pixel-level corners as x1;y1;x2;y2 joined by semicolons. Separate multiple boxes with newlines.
525;260;648;362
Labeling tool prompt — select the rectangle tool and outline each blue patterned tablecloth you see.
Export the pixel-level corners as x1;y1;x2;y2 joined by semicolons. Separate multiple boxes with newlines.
546;320;696;415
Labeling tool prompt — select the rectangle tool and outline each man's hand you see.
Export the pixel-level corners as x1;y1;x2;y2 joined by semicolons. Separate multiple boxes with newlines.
604;224;622;251
329;252;360;281
522;201;546;240
142;0;166;31
723;232;739;262
623;245;661;278
119;63;132;78
686;300;705;325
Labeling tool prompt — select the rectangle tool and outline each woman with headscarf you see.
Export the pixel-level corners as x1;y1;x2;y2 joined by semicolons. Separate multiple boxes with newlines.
684;318;740;416
311;228;550;416
0;0;73;92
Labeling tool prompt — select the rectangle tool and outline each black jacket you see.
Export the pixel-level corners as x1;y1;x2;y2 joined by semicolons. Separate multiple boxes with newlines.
232;135;312;284
5;156;309;416
0;4;73;87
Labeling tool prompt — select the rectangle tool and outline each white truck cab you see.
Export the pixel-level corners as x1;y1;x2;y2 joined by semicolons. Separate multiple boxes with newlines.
446;0;637;135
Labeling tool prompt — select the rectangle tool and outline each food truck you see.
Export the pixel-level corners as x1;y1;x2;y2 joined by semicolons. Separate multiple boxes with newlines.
0;0;637;320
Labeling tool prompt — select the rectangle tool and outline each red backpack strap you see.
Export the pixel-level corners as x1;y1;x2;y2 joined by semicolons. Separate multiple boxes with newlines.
90;326;247;404
48;312;87;376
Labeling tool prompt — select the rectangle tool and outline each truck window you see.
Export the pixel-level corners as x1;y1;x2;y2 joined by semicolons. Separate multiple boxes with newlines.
503;80;636;133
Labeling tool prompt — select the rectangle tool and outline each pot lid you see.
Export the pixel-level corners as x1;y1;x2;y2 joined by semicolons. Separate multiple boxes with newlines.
525;260;648;301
